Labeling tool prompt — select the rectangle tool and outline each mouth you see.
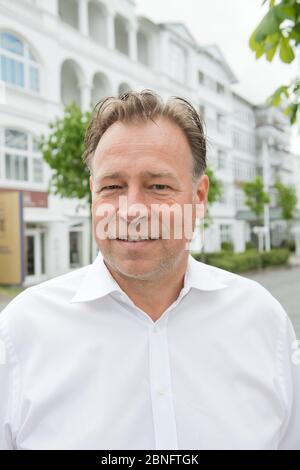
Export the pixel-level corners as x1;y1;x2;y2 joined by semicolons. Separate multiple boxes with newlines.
112;237;160;247
116;237;159;241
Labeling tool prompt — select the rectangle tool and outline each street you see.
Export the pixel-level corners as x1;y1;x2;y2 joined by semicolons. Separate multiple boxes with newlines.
244;265;300;339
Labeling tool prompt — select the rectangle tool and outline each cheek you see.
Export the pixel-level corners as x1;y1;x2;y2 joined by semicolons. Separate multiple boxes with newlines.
92;201;118;241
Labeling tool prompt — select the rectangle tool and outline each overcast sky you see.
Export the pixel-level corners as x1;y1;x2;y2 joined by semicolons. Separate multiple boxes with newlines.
136;0;299;151
136;0;298;105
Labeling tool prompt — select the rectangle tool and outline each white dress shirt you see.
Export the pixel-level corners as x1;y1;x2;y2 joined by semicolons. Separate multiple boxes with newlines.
0;252;299;450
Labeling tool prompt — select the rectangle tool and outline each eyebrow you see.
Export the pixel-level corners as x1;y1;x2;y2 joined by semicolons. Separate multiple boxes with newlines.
96;170;179;182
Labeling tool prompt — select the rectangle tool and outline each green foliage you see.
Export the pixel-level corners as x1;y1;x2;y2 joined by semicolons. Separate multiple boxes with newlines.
207;250;262;272
220;241;234;252
274;179;298;220
192;248;290;273
246;240;257;250
249;0;300;123
205;166;223;204
242;176;270;223
260;248;290;267
268;79;300;124
204;166;223;228
40;102;91;202
280;239;296;251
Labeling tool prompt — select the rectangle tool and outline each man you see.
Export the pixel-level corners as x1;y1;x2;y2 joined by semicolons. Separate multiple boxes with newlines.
0;90;299;450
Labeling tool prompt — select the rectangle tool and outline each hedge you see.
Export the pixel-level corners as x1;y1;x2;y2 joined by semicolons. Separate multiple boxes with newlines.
192;249;290;273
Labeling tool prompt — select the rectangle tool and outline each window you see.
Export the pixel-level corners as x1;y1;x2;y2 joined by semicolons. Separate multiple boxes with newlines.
217;82;225;94
69;231;83;268
5;153;28;181
1;128;43;183
5;129;28;149
29;65;39;92
0;32;40;92
33;158;43;182
137;30;150;66
234;157;256;181
217;113;226;133
169;41;186;83
233;128;255;154
234;106;255;126
219;187;228;205
1;33;23;55
199;104;205;119
235;189;246;210
219;224;233;243
198;70;204;84
217;150;227;169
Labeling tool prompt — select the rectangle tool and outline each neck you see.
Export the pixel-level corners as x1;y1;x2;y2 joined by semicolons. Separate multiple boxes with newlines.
105;254;189;322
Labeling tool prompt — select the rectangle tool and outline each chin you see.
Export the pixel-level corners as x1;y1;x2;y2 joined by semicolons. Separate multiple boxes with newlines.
116;260;157;279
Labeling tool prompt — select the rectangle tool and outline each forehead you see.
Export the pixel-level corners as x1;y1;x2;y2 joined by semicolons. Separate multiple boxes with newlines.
93;117;192;171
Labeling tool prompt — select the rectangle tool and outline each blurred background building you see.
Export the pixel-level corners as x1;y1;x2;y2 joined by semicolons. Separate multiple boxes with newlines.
0;0;299;285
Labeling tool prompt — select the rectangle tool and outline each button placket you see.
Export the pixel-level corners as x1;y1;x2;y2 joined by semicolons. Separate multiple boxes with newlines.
148;322;178;450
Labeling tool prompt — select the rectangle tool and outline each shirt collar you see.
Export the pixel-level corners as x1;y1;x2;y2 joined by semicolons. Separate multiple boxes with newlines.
70;252;227;304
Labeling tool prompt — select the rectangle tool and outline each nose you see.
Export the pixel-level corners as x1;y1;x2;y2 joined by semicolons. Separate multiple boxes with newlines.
118;185;149;224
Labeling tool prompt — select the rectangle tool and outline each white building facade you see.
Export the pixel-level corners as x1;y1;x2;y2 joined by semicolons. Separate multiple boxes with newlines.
0;0;299;285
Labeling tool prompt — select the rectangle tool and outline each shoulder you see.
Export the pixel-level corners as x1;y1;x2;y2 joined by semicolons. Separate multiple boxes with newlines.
197;260;289;332
0;264;90;343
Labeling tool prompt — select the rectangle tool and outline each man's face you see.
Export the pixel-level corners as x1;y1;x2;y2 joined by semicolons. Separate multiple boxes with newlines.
90;116;209;280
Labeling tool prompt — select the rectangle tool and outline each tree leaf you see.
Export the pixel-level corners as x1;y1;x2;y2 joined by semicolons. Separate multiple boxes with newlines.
254;8;280;42
279;36;295;62
274;4;297;21
266;44;278;60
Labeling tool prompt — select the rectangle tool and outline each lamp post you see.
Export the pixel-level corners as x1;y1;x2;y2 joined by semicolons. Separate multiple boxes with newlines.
262;139;271;251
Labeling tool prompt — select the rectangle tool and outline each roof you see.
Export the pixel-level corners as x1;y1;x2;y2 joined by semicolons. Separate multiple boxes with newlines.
197;43;238;84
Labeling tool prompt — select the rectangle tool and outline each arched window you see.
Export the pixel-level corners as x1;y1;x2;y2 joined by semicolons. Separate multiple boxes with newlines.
1;128;43;183
115;15;129;56
0;32;40;92
137;30;150;66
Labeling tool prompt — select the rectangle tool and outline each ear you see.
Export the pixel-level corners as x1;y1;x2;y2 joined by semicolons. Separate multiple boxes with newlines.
89;175;93;193
196;174;209;205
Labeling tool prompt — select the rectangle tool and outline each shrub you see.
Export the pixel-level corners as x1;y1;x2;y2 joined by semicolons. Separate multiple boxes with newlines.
246;240;256;250
191;248;290;273
260;249;290;268
279;240;295;252
220;241;234;252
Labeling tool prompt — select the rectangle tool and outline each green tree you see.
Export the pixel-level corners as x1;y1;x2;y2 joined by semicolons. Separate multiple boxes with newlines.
249;0;300;124
204;166;223;228
274;179;298;243
242;176;271;225
40;102;93;260
195;166;223;259
40;102;91;203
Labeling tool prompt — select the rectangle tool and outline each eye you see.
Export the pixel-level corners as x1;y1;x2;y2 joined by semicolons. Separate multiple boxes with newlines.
100;185;122;191
150;184;171;190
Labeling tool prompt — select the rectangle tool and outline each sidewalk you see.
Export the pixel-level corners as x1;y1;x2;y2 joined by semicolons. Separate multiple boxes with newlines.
289;255;300;267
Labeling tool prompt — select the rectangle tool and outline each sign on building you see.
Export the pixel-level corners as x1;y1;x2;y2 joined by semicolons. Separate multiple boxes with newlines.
0;191;25;285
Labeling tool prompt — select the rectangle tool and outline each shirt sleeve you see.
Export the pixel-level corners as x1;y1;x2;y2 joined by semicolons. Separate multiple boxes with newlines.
0;314;19;450
277;313;300;450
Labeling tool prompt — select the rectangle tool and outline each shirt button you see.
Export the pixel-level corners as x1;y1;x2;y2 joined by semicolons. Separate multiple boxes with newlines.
157;389;167;396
